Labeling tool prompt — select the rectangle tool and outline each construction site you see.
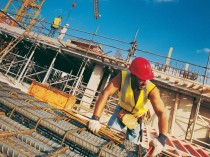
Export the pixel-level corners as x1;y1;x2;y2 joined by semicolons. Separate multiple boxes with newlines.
0;0;209;156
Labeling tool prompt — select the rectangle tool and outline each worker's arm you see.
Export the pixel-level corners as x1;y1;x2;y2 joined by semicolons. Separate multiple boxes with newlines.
149;87;168;156
88;73;120;133
93;73;121;118
149;87;168;134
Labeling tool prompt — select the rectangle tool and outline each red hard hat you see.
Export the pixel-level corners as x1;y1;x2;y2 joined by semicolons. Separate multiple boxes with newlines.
129;57;154;80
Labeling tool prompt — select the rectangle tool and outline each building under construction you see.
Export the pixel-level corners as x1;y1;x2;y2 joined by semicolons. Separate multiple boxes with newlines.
0;0;209;156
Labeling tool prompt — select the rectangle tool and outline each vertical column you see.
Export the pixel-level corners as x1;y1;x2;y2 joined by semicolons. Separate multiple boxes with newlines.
165;47;173;66
42;51;59;84
6;59;15;75
17;44;37;82
81;64;104;107
72;59;88;95
170;93;179;134
185;63;189;71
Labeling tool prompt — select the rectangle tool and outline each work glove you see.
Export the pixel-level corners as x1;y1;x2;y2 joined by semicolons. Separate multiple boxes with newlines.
88;115;101;133
149;134;167;157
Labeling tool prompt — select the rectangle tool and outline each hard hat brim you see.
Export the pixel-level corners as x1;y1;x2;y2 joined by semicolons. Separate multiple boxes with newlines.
130;70;154;81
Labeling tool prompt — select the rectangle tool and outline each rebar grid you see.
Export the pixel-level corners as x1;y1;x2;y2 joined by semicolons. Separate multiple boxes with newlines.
0;81;175;157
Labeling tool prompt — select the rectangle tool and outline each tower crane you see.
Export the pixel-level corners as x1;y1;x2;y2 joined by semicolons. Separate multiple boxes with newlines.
93;0;99;19
0;0;99;61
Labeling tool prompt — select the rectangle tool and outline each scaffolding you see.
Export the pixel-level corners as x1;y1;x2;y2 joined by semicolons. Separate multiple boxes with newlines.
1;0;45;27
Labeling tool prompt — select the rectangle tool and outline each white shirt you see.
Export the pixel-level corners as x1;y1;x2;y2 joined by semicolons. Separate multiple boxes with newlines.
60;26;68;34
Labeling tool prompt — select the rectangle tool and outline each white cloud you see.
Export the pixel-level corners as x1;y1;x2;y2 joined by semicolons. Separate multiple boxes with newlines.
196;48;210;53
204;48;210;53
155;0;178;2
143;0;178;3
54;9;65;15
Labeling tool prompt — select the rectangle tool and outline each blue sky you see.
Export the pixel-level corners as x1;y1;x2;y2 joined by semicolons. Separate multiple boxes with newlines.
1;0;210;67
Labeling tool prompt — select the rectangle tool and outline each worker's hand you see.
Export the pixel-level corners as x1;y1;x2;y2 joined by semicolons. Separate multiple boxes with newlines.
88;115;101;133
149;134;167;157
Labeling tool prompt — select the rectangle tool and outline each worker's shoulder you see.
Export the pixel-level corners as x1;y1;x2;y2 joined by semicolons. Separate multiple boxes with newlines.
150;86;160;96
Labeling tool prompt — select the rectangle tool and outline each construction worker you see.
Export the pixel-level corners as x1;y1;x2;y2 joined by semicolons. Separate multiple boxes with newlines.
58;24;69;40
88;57;168;157
48;16;62;37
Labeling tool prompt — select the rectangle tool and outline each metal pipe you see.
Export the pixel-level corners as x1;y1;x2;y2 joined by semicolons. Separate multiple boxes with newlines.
87;25;100;53
0;129;36;138
126;28;139;63
62;70;72;92
5;55;16;75
104;72;111;89
72;59;88;95
42;50;59;84
17;44;37;82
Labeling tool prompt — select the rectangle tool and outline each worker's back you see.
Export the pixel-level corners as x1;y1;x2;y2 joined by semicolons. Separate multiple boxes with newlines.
52;17;61;28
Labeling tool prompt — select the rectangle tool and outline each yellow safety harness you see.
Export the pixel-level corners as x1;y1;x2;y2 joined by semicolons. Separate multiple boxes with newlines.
119;70;155;117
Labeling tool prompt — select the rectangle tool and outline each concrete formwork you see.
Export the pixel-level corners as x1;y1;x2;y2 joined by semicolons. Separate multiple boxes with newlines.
149;87;194;139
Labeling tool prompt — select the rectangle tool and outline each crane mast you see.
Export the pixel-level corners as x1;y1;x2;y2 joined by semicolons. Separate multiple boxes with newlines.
93;0;99;19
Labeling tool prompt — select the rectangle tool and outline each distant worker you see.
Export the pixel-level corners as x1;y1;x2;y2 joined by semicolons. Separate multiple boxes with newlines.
88;57;168;157
58;24;69;40
48;16;62;37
